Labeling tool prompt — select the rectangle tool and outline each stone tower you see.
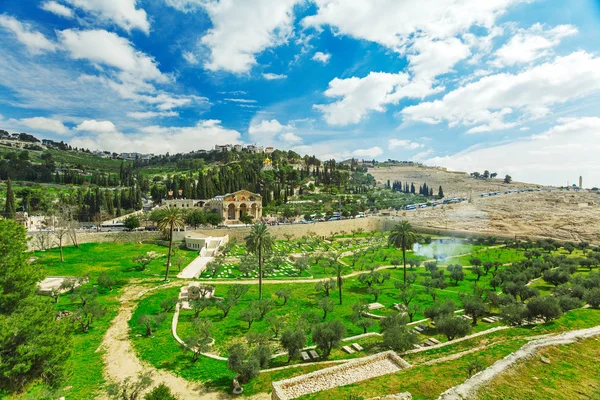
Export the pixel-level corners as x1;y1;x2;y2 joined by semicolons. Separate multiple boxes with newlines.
579;176;583;189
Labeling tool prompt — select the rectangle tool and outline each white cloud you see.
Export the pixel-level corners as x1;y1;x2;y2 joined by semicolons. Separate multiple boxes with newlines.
70;120;242;154
412;149;434;161
190;0;302;73
280;132;303;145
304;0;522;51
403;51;600;133
224;98;257;103
182;51;199;64
127;111;179;119
492;23;578;67
306;0;525;125
352;146;383;158
248;118;304;147
0;15;57;54
314;71;410;126
75;119;116;133
388;139;424;150
63;0;150;34
58;29;166;82
41;1;75;19
312;51;331;64
14;117;70;135
426;117;600;186
263;73;287;80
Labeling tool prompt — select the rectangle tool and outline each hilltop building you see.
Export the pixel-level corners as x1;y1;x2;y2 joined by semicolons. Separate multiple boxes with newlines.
162;189;262;225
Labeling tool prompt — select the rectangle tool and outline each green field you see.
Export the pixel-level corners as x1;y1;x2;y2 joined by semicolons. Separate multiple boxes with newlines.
32;242;198;282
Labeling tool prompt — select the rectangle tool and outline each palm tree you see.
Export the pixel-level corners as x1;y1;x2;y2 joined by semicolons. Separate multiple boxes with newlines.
157;206;185;281
245;222;273;299
388;221;418;284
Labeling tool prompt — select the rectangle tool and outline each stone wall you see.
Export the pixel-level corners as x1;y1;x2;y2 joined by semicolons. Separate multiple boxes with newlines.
175;217;387;242
27;230;162;251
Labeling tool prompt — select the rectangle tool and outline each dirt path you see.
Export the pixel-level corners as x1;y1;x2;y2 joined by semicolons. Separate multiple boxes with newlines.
98;283;226;400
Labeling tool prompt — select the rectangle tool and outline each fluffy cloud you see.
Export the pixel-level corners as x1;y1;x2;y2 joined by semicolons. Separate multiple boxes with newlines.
280;132;303;145
426;117;600;186
75;119;117;133
0;15;57;54
263;73;287;80
312;51;331;64
492;23;578;67
63;0;150;34
127;111;179;119
58;29;166;82
303;0;523;50
248;118;305;147
14;117;70;135
388;139;424;150
314;71;411;126
403;51;600;133
191;0;302;73
306;0;525;125
40;1;75;19
71;120;242;154
352;146;383;158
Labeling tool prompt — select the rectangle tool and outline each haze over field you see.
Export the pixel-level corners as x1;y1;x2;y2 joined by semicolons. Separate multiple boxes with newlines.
1;0;600;186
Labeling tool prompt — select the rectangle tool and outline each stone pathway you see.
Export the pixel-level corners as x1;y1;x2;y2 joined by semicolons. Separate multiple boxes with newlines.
178;255;213;279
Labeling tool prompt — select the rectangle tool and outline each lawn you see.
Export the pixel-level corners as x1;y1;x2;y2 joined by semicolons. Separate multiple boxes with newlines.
480;337;600;400
32;242;198;281
294;308;600;400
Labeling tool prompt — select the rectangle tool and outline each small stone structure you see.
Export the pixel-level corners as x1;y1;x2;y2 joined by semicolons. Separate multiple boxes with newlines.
271;351;410;400
37;276;82;296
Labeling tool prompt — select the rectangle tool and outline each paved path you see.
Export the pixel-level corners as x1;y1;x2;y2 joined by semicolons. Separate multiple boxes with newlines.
178;255;213;279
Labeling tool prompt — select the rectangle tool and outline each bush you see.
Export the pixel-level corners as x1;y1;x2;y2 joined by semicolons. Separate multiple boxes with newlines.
312;320;346;357
380;314;417;352
144;383;177;400
584;288;600;307
526;296;562;323
436;316;471;340
500;302;528;326
556;295;583;312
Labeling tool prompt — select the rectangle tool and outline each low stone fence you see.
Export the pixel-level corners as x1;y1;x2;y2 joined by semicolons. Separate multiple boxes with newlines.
27;230;162;251
175;217;387;242
271;351;410;400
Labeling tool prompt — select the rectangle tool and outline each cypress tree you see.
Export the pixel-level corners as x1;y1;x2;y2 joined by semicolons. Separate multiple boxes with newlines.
5;177;16;219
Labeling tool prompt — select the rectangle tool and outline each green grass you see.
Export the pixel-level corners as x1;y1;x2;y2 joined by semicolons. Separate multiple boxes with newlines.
480;337;600;400
128;287;234;392
295;308;600;400
32;242;198;282
46;149;123;172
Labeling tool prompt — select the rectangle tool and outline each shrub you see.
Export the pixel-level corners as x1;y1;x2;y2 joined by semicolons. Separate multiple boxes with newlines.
526;296;562;323
584;288;600;308
144;383;177;400
436;316;471;340
312;320;346;357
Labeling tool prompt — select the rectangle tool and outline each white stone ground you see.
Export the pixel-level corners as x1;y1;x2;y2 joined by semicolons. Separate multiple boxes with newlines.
272;351;410;400
177;256;213;278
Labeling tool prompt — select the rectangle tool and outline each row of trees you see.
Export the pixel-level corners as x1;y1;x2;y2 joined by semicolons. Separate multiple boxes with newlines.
387;180;444;198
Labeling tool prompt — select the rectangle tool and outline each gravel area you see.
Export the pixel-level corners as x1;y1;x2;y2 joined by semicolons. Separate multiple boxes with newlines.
272;351;410;400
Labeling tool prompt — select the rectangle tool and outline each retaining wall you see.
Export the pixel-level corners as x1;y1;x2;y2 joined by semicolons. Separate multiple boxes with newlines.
27;230;162;251
175;217;387;242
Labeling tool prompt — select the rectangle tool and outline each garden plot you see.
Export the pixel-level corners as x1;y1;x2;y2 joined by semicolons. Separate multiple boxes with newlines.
198;260;309;279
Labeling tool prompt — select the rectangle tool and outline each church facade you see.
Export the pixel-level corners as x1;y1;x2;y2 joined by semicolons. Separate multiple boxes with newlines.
161;189;262;225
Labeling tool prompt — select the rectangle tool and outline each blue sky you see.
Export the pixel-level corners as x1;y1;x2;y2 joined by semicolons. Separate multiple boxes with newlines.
1;0;600;186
